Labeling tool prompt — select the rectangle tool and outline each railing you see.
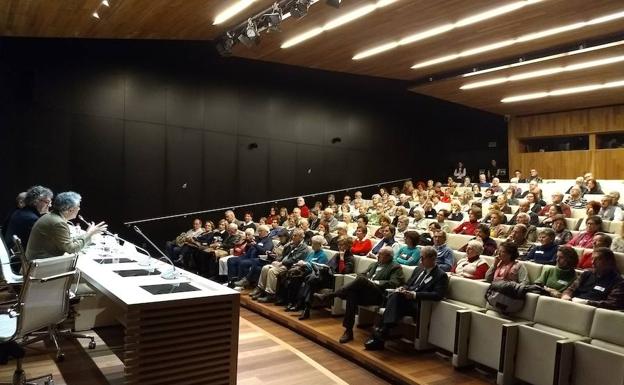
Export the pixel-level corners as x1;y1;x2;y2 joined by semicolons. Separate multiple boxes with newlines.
123;177;411;226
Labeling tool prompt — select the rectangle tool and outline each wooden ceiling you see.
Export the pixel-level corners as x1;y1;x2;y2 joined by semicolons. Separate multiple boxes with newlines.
2;0;624;116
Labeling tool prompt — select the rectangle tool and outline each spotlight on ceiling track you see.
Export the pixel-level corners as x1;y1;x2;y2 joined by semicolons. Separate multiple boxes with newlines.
92;11;100;19
238;19;260;47
326;0;342;8
265;3;283;32
101;0;110;7
290;0;312;18
216;32;236;56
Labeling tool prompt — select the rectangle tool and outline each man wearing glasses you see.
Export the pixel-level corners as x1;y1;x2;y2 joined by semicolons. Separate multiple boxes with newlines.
3;185;53;252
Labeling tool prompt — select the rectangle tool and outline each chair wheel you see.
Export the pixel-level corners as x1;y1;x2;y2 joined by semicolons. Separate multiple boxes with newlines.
88;341;96;349
56;353;65;362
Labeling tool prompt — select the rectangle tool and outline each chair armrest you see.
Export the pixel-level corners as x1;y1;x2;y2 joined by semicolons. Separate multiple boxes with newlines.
39;270;77;283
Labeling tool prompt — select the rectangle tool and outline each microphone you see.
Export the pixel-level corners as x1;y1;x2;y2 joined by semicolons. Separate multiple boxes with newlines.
132;225;179;280
78;215;152;266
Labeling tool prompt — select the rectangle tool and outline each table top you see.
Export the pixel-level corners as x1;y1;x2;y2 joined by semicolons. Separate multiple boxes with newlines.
75;235;238;307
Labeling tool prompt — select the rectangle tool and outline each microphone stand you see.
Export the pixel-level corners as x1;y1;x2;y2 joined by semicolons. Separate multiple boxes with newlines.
132;225;179;280
77;215;152;266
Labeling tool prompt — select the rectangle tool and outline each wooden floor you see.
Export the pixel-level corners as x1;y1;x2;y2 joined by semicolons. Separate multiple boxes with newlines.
240;293;495;385
0;312;388;385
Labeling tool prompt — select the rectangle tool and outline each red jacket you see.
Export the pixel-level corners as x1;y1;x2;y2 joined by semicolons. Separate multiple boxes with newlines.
538;203;572;218
351;238;373;256
453;220;479;235
298;205;310;218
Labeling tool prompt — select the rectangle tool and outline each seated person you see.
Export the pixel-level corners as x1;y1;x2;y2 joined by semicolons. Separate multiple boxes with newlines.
298;236;355;320
240;212;257;232
453;208;481;235
267;218;284;238
566;177;588;196
408;207;427;230
373;215;392;239
452;240;489;280
562;247;624;310
363;246;449;350
526;228;558;265
4;185;53;251
506;223;533;259
393;231;421;266
314;247;404;344
369;225;400;258
217;228;255;278
328;223;348;251
298;218;315;245
251;229;308;302
281;235;328;310
534;246;578;298
432;230;453;272
613;224;624;253
565;186;588;209
26;191;107;260
512;212;537;243
496;194;512;214
551;215;573;245
225;225;273;283
488;210;508;239
394;215;410;242
482;204;507;225
538;204;564;228
539;192;571;217
316;222;332;245
508;200;539;226
577;233;612;270
166;218;204;263
459;224;497;256
598;195;618;221
480;188;495;205
485;242;529;284
351;225;372;256
434;209;452;233
448;200;464;222
577;201;601;231
308;209;320;230
568;215;602;249
586;178;604;195
422;201;436;219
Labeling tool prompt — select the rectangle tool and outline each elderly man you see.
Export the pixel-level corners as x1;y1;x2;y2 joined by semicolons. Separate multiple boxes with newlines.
459;224;497;256
26;191;107;261
478;174;490;188
527;169;543;183
432;230;453;272
577;233;612;270
566;177;588;196
4;185;53;251
322;208;339;232
514;170;527;183
526;228;558;265
490;177;503;193
166;218;203;263
539;191;572;217
565;187;587;210
608;191;624;221
226;225;274;284
364;246;449;350
598;195;618;221
296;197;310;218
562;248;624;310
254;229;308;303
506;223;533;258
394;215;410;242
509;200;539;227
1;191;27;240
315;246;404;343
224;210;242;227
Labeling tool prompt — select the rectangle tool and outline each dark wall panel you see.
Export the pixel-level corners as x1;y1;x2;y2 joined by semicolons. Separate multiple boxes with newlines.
237;137;269;204
204;86;239;134
165;126;204;213
203;131;237;208
268;140;296;199
125;73;167;124
124;121;166;220
74;69;125;119
295;144;324;196
166;82;205;129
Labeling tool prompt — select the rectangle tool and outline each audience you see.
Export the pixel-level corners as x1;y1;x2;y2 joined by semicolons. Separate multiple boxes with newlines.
432;230;453;272
369;225;400;257
452;240;488;280
393;231;421;266
453;208;481;235
551;215;573;245
568;215;602;248
351;225;373;256
565;186;588;208
577;233;613;270
538;192;571;217
485;242;529;284
525;228;558;265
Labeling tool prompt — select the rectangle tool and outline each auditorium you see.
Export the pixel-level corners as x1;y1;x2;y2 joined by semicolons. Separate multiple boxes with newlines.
1;1;623;384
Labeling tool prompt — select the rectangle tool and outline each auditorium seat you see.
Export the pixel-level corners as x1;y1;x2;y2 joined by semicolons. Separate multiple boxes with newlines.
519;261;544;283
498;296;595;385
453;293;539;369
565;217;582;231
447;233;473;250
331;255;376;316
571;308;624;385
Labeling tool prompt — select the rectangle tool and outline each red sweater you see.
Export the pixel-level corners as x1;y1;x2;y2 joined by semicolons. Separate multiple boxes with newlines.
453;220;479;235
578;249;593;269
351;238;373;256
299;205;310;218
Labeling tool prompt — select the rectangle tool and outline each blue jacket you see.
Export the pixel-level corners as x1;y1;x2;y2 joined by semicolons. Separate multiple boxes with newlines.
4;207;40;250
526;242;558;265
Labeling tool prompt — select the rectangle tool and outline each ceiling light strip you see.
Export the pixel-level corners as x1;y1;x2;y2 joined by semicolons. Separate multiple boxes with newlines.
501;79;624;103
352;0;544;60
214;0;258;25
412;9;624;69
462;39;624;77
281;0;398;49
461;54;624;89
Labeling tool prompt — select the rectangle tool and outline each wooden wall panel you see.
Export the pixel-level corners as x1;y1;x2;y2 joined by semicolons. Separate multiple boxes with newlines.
509;105;624;179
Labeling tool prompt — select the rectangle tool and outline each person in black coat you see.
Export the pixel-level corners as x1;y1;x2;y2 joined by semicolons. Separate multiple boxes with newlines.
364;246;449;350
4;186;53;251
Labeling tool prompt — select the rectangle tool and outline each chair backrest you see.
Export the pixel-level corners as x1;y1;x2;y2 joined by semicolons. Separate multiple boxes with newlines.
533;295;595;337
11;235;28;273
520;261;544;283
0;236;22;284
353;255;376;274
447;276;490;307
589;308;624;352
16;255;78;337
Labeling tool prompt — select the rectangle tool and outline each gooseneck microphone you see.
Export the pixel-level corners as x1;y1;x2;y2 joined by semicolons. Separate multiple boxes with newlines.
132;225;179;280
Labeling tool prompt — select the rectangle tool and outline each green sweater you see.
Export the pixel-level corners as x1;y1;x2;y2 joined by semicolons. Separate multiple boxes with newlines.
535;267;576;292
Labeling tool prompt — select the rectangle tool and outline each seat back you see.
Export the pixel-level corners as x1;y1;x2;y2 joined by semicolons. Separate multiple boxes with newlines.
452;250;465;266
532;296;595;337
16;255;77;337
446;233;472;250
565;217;582;231
11;236;28;271
447;276;490;308
520;261;544;283
401;265;416;280
353;255;375;274
589;308;624;353
0;236;21;284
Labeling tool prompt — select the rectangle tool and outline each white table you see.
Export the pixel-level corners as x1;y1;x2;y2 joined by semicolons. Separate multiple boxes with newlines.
76;237;239;385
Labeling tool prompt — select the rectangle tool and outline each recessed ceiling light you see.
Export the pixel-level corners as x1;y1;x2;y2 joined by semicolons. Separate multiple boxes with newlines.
281;0;398;49
501;79;624;103
462;39;624;78
412;9;624;69
214;0;258;25
101;0;110;7
92;11;100;19
461;54;624;89
352;0;543;60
